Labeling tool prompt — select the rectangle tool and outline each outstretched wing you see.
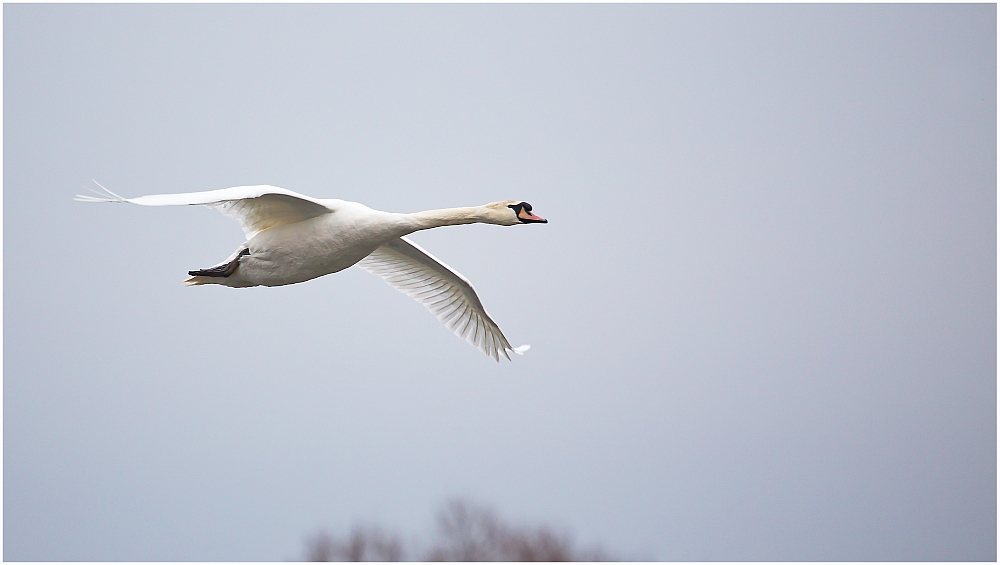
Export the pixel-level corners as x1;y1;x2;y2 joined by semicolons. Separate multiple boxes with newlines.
356;236;529;361
76;182;332;240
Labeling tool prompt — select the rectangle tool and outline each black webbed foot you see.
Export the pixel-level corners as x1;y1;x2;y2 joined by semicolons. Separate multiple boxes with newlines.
188;248;250;277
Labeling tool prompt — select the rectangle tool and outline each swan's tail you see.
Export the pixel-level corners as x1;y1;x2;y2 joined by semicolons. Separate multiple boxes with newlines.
183;276;215;286
74;180;128;203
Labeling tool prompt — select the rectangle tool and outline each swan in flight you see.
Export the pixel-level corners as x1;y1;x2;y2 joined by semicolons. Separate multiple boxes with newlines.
76;182;548;361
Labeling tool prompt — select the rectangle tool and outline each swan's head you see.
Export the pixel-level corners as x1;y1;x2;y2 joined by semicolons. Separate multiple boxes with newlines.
481;200;547;225
507;201;548;224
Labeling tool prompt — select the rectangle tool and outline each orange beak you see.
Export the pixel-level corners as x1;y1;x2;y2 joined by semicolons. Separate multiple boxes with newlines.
518;209;548;223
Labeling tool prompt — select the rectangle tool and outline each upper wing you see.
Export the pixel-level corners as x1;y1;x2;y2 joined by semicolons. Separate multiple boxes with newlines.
356;237;530;361
76;182;332;240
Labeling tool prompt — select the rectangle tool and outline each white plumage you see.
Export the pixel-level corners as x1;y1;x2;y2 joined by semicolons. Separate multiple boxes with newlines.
76;182;548;361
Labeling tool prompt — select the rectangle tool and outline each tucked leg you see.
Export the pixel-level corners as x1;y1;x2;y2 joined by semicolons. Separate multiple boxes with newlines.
188;248;250;277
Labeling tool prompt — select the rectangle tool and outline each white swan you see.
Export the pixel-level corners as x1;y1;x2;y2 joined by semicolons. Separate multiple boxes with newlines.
76;182;548;361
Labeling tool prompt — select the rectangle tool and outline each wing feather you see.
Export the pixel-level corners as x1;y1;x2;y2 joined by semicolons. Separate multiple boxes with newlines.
356;236;527;361
75;183;332;240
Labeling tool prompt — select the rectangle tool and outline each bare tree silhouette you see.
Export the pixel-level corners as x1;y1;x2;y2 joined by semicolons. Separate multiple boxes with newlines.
305;499;613;562
305;525;404;562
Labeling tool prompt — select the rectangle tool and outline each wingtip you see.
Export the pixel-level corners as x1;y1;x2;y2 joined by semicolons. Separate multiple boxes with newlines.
89;180;127;201
76;181;129;203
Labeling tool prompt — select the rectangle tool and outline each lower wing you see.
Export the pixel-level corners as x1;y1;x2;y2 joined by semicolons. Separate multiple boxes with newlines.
356;236;529;361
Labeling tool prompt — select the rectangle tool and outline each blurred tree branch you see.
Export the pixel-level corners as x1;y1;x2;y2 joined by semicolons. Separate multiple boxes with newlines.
305;499;612;562
305;525;404;562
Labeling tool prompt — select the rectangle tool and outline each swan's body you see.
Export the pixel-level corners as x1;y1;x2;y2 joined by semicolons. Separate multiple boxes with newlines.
76;183;548;361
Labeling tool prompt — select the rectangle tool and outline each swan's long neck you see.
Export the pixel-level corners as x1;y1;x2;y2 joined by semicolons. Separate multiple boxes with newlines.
403;206;493;231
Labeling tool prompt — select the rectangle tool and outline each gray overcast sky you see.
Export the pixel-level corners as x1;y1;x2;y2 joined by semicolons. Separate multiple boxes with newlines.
4;4;996;561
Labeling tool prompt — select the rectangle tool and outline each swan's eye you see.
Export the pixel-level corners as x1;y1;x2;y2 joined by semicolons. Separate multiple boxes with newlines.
521;202;532;212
